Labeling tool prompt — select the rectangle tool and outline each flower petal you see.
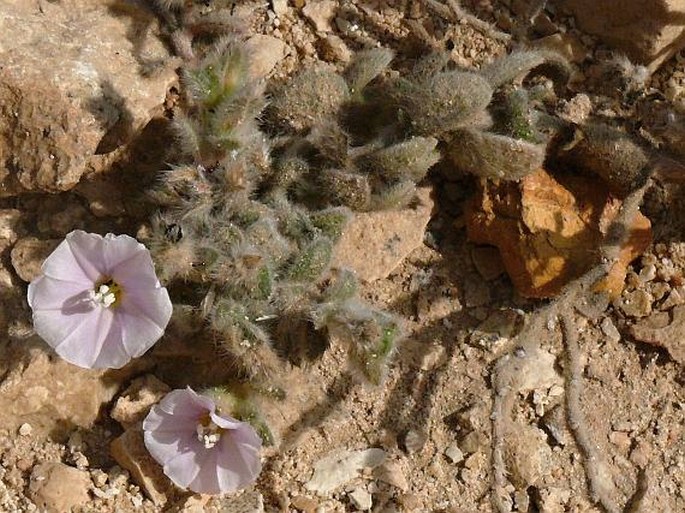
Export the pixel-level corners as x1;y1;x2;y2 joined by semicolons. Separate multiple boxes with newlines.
153;388;208;419
39;234;99;285
33;306;114;368
111;249;163;291
144;423;200;465
63;230;108;280
91;315;131;369
102;233;153;277
28;276;91;311
189;447;222;494
162;448;207;490
216;424;262;492
121;287;172;335
210;411;243;430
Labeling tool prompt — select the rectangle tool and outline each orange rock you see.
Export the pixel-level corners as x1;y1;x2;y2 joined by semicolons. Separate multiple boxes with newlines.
466;169;651;298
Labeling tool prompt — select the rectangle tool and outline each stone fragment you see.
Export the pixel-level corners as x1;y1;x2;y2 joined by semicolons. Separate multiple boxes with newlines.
0;209;21;252
110;375;171;429
533;33;587;63
305;448;387;494
244;35;289;80
10;237;60;282
503;425;553;488
466;169;652;298
444;443;464;464
564;0;685;70
374;460;408;491
348;488;373;511
402;429;427;454
0;346;129;439
616;289;653;318
303;0;337;32
0;0;177;195
600;317;621;343
291;495;319;513
28;462;91;513
331;187;434;282
630;304;685;364
272;0;289;16
111;425;172;506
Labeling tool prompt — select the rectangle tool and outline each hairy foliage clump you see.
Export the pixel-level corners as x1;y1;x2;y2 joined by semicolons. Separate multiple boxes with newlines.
148;41;447;403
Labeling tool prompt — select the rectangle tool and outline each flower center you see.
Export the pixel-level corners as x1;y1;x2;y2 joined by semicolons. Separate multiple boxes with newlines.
91;278;122;308
196;415;223;449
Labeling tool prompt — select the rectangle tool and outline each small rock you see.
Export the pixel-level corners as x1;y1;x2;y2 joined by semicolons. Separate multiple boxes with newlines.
305;448;387;494
600;317;621;343
111;426;172;506
271;0;288;16
504;425;552;488
617;289;653;318
533;33;587;63
244;35;288;80
348;488;373;511
659;286;684;310
110;375;170;429
608;431;631;451
402;429;427;454
10;237;60;282
565;0;685;70
444;443;464;464
374;460;408;492
291;495;319;513
639;264;657;282
0;346;131;439
331;187;434;282
28;462;91;513
303;0;337;32
0;0;176;195
466;168;651;298
630;304;685;364
18;423;32;436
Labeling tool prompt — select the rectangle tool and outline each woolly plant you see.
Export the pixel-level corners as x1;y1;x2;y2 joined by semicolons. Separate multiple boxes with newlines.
146;40;447;423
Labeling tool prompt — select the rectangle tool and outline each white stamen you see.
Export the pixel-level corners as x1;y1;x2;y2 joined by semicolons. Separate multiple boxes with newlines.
92;284;117;308
196;420;222;449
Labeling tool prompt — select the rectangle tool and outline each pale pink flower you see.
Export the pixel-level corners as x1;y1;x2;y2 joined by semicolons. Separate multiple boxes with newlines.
27;230;172;369
143;387;262;495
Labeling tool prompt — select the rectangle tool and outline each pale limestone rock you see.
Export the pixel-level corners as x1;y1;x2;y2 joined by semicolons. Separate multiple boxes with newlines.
348;488;372;511
28;462;91;513
111;426;172;506
110;375;171;430
564;0;685;71
375;460;408;491
245;35;289;80
0;0;177;195
331;187;434;282
10;237;59;283
302;0;337;33
305;448;387;494
0;345;130;439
